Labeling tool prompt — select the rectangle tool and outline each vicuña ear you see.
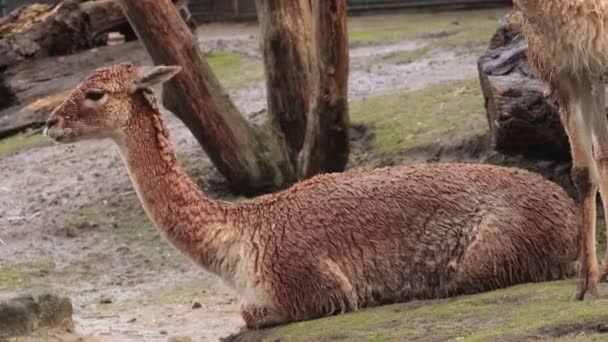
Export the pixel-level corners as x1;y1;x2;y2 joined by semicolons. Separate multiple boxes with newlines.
129;65;181;94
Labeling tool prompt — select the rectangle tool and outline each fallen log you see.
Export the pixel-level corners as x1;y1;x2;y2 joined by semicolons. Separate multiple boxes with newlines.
0;0;194;112
0;0;123;69
478;14;573;161
0;0;195;69
478;14;608;161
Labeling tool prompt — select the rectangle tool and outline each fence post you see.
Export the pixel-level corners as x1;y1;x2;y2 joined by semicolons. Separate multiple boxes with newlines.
1;0;6;17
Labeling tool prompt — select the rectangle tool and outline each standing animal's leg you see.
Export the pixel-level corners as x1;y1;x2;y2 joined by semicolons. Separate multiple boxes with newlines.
588;78;608;282
557;75;599;300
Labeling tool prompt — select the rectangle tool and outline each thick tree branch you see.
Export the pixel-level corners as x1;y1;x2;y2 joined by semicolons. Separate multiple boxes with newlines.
118;0;295;195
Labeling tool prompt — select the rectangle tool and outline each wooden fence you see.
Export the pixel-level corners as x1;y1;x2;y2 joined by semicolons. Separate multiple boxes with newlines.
190;0;511;22
1;0;511;21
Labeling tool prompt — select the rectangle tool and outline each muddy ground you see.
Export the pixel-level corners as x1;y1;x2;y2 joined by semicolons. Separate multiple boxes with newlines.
0;7;576;342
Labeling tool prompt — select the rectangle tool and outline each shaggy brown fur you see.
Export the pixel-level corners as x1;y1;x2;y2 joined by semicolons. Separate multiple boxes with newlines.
514;0;608;299
45;63;580;328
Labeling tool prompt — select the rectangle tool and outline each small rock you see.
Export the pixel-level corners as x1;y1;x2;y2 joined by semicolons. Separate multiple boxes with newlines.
64;227;77;238
99;296;112;304
191;301;202;309
0;290;73;338
127;318;136;323
160;330;168;335
169;337;193;342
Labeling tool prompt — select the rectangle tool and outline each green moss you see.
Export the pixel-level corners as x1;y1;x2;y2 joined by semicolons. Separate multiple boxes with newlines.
207;51;242;69
248;280;608;341
0;261;55;291
0;132;49;156
206;50;263;91
350;78;487;157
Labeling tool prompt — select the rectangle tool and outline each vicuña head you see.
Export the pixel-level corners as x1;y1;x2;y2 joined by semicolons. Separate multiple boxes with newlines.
45;63;180;143
45;63;580;330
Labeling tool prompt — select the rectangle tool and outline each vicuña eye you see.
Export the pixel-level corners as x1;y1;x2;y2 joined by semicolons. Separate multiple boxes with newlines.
85;90;105;101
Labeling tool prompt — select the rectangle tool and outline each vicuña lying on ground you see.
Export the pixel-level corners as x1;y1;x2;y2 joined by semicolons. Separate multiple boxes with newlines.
45;63;580;328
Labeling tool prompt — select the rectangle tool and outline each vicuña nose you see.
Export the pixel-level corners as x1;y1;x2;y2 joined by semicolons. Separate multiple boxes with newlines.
46;116;60;128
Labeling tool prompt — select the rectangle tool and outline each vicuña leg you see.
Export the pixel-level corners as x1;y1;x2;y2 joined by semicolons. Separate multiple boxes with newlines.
558;75;599;300
240;303;289;329
588;78;608;283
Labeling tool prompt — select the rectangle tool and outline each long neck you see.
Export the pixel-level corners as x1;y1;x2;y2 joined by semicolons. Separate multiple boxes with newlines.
112;94;239;278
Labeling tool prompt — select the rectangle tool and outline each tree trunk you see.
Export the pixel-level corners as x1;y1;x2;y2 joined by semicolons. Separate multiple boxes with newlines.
255;0;314;166
298;0;350;178
118;0;295;195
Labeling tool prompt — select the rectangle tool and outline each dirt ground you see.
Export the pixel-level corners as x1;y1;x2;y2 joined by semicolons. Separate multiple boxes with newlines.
0;8;511;341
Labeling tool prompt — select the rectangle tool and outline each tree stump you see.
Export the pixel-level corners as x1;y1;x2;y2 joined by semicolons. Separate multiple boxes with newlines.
478;14;575;161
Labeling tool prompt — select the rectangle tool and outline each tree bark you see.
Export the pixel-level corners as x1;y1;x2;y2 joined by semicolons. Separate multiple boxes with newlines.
255;0;314;165
118;0;296;195
298;0;350;178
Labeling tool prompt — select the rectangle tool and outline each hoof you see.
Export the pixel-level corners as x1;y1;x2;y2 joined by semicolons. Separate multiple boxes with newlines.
574;278;600;301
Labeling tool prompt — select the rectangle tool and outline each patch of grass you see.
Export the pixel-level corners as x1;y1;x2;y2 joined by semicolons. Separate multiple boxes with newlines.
206;50;263;91
348;9;506;45
0;261;55;291
430;26;498;55
207;50;242;70
350;27;421;45
349;78;487;157
246;280;608;341
367;11;503;65
380;46;430;64
0;132;48;156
